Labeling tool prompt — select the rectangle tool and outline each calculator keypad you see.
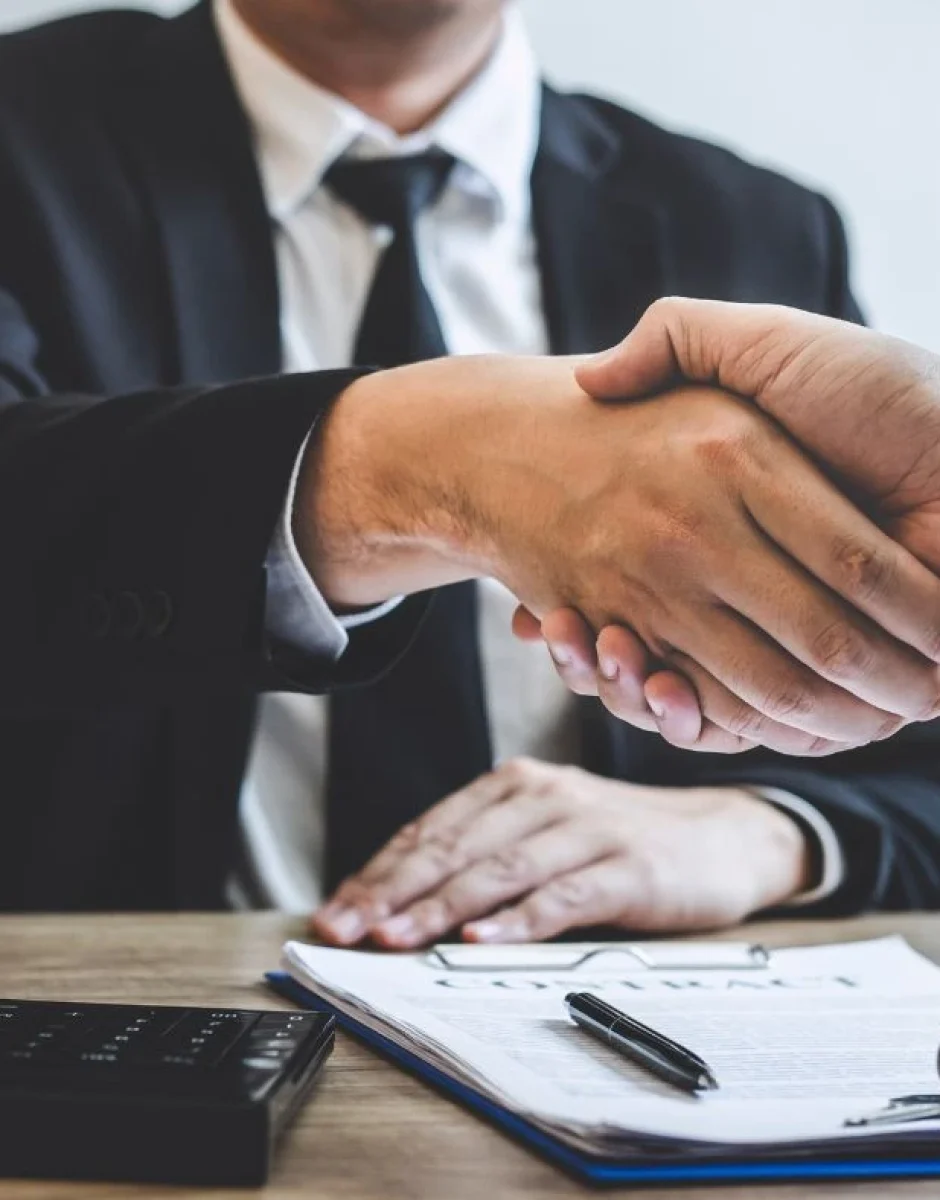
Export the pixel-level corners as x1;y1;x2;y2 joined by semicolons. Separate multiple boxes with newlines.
0;1001;321;1079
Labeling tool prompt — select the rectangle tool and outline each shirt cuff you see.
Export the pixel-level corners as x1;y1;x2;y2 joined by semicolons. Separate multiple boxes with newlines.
265;427;403;657
746;786;845;907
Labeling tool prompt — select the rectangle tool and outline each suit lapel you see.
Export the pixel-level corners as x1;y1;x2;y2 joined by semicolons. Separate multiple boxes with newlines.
106;0;280;385
532;86;672;356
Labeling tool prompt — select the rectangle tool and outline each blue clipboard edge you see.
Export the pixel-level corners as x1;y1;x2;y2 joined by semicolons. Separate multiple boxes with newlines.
265;970;940;1187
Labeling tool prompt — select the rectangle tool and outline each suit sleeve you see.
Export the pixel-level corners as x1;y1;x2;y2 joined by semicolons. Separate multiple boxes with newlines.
0;289;426;710
695;724;940;915
698;194;940;917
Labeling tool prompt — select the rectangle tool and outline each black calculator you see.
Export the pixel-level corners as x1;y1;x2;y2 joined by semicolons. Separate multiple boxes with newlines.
0;998;334;1186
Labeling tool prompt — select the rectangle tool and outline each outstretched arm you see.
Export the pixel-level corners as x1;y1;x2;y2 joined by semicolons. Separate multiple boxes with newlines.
5;278;940;750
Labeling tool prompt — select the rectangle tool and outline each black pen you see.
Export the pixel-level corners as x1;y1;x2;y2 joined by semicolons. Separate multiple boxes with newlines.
564;991;719;1096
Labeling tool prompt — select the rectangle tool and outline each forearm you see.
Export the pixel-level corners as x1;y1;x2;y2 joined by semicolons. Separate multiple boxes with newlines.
292;355;590;610
293;364;488;609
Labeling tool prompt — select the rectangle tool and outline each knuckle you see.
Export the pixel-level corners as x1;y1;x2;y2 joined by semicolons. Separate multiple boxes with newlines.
386;822;421;854
690;406;762;474
793;734;845;758
486;846;534;886
332;879;373;907
922;624;940;664
546;763;581;794
650;509;708;564
648;506;715;561
695;430;747;475
647;295;682;323
830;535;896;604
701;730;753;754
542;873;598;911
555;778;590;813
761;681;815;723
647;296;698;367
875;712;906;740
413;828;467;875
499;756;541;786
721;695;769;739
807;621;872;681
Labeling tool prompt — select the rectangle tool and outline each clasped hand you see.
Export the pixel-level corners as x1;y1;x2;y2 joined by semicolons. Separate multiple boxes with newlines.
492;379;940;756
516;300;940;753
308;347;940;755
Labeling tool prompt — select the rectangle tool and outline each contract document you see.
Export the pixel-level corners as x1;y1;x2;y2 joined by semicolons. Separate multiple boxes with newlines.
281;936;940;1163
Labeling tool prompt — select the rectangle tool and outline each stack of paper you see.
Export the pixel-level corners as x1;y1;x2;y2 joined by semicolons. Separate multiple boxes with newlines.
281;936;940;1163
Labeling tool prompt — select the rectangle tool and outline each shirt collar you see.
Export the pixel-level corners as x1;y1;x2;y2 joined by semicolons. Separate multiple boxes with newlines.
214;0;540;224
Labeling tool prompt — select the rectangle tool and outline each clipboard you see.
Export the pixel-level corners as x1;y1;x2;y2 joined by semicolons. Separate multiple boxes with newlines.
423;941;770;972
264;969;940;1187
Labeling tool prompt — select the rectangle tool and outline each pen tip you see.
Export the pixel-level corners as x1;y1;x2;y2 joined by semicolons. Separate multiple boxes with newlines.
699;1072;719;1091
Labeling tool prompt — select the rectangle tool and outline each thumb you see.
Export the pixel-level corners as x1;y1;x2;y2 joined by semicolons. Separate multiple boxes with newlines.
574;295;824;402
575;296;690;400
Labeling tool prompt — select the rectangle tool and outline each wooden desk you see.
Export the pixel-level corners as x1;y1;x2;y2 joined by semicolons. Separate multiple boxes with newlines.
0;912;936;1200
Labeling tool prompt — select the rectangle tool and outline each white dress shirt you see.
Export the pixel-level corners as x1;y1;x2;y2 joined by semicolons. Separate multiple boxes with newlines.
215;0;842;913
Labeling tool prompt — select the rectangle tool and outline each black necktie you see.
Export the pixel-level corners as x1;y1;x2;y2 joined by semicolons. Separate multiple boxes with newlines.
323;152;493;889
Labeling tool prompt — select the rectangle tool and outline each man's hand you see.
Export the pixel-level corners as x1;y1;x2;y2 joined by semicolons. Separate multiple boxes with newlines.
310;759;812;947
520;301;940;751
578;299;940;570
296;355;940;750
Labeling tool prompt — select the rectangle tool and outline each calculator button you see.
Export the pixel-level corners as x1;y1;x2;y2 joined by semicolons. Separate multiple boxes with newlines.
78;1051;120;1064
257;1014;309;1030
247;1041;303;1060
241;1056;283;1071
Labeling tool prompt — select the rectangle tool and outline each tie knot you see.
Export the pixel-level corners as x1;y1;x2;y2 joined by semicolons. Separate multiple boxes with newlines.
324;151;456;232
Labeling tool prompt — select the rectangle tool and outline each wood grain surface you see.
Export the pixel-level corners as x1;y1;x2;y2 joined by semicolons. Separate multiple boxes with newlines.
0;911;936;1200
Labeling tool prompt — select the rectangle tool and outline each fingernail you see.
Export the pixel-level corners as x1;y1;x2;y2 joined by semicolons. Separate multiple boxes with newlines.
647;697;665;719
599;654;619;682
547;641;571;667
319;907;365;943
374;914;417;944
463;919;503;943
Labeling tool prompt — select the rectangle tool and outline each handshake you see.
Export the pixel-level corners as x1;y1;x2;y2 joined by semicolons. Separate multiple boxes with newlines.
302;299;940;758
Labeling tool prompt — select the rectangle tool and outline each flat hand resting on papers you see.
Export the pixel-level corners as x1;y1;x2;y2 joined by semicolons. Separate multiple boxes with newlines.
310;760;809;948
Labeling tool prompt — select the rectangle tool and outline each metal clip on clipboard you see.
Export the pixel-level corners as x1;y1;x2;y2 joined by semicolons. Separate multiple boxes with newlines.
845;1095;940;1128
424;942;770;972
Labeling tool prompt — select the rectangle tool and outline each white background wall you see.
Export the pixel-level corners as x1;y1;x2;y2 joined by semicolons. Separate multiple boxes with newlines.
2;0;938;349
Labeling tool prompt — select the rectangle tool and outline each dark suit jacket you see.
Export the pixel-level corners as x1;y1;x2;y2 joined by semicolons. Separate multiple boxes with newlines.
0;1;937;914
